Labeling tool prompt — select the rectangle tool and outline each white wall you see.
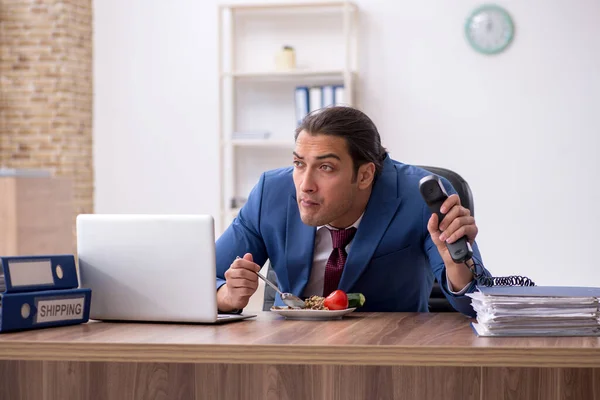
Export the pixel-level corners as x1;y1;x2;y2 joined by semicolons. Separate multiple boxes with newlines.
94;0;600;291
93;0;219;216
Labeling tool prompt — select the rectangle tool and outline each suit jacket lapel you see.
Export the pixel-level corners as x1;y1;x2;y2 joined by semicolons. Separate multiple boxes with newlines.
284;195;316;296
339;156;402;292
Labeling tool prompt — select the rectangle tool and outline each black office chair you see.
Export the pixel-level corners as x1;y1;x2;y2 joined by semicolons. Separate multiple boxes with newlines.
417;166;474;218
262;261;279;311
417;166;474;313
262;166;475;312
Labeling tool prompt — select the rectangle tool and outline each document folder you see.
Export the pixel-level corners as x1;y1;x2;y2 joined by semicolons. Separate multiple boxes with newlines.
468;286;600;337
0;254;79;293
0;288;91;333
294;86;309;126
309;86;322;112
333;85;345;105
322;85;334;107
477;286;600;297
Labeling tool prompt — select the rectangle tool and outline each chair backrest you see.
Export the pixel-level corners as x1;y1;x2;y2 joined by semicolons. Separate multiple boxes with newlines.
263;262;278;311
417;165;474;312
262;165;475;312
416;165;474;218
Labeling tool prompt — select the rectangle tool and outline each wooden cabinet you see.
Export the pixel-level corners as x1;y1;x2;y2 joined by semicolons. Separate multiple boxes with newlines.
0;175;73;256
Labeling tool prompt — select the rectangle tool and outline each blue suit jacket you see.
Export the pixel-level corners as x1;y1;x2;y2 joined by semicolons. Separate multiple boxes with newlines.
216;155;490;317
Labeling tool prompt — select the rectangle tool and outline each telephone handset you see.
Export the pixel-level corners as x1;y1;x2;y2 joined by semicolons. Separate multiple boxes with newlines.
418;175;534;287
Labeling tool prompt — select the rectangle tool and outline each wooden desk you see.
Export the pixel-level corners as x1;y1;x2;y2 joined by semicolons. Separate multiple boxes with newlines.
0;312;598;400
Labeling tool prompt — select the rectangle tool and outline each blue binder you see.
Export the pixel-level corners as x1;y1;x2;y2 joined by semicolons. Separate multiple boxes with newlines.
333;85;345;105
0;254;79;293
322;85;334;107
0;288;91;333
294;86;309;126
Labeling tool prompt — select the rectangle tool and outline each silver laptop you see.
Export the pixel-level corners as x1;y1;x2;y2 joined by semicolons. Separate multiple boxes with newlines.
76;214;255;324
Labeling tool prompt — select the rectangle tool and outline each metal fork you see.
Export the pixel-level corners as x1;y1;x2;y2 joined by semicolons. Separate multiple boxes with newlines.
236;257;305;308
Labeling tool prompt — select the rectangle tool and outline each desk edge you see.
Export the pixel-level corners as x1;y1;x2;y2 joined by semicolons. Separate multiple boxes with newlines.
0;342;599;367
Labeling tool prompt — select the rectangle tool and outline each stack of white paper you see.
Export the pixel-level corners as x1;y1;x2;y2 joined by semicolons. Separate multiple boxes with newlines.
467;286;600;337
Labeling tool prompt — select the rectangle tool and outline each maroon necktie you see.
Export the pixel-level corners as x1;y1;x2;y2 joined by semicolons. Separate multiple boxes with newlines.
323;227;357;297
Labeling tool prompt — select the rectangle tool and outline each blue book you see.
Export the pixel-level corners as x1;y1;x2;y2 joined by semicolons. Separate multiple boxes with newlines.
0;288;91;333
0;254;79;293
333;85;345;105
294;86;309;126
322;85;334;107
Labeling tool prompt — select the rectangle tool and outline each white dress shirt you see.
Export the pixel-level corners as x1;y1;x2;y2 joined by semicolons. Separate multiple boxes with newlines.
302;214;364;297
301;214;469;297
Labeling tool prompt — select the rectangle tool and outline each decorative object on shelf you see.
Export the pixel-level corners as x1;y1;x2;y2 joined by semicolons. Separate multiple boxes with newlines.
275;45;296;70
465;4;514;55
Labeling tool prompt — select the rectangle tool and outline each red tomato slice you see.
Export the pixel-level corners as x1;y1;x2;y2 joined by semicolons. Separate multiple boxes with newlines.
324;290;349;310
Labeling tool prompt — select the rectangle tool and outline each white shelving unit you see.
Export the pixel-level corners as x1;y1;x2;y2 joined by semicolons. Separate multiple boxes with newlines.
217;1;359;234
221;68;353;79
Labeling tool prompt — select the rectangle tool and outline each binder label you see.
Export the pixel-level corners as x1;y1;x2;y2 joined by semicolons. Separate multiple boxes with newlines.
8;259;54;287
34;296;85;324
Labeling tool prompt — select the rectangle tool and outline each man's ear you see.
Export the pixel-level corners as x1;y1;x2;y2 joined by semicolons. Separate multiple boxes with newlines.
357;162;375;189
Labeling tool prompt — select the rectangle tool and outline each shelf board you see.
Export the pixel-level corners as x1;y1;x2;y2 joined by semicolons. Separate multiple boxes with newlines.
219;1;358;12
225;139;295;148
221;208;242;218
221;69;353;81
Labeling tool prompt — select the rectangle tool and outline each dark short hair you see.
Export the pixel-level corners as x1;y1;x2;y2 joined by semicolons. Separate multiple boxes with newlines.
294;106;388;177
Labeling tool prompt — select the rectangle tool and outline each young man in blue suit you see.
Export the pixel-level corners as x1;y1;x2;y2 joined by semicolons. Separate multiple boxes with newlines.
215;106;490;317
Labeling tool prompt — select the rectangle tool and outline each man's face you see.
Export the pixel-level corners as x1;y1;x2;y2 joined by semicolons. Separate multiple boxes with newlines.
293;131;365;227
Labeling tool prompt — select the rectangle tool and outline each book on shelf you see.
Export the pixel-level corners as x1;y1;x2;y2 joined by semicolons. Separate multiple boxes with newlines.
295;84;346;126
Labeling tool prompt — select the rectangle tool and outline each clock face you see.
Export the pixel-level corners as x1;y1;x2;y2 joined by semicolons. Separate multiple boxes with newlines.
465;5;514;54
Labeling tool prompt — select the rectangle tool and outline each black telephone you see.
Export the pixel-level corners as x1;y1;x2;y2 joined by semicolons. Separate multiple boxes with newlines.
418;174;535;287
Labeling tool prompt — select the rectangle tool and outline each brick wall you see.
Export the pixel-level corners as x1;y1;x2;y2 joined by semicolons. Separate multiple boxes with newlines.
0;0;93;249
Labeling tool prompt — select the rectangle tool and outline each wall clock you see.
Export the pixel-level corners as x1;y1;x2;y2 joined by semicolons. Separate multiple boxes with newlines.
465;5;514;54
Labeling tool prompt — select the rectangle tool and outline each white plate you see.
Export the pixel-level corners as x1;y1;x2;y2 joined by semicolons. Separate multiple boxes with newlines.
270;307;356;320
